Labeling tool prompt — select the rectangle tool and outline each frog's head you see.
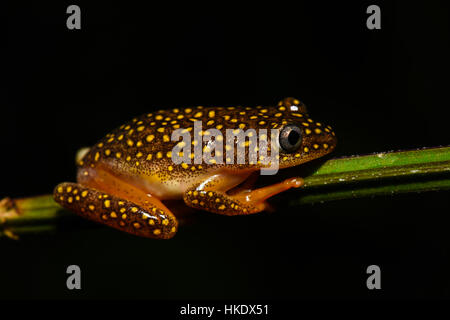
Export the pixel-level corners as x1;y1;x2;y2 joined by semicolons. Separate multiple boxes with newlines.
274;97;337;169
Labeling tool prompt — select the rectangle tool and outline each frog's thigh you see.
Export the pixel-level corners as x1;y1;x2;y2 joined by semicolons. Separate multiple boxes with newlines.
53;182;177;239
183;173;304;215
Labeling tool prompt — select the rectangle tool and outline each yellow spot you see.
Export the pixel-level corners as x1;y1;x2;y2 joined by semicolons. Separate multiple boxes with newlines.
146;154;153;160
302;122;309;127
107;137;114;143
157;127;165;133
182;163;189;169
207;120;214;126
293;113;303;118
122;213;127;219
68;197;73;203
120;207;126;213
323;143;329;149
173;124;180;129
73;189;78;195
208;192;213;197
168;165;173;171
110;212;117;218
166;151;172;158
250;115;258;119
192;199;199;204
185;108;192;113
274;113;282;117
173;108;179;113
155;115;163;120
163;135;170;142
304;147;309;153
316;122;322;127
124;125;131;130
295;153;301;158
314;128;322;134
149;219;155;225
165;117;171;121
259;121;266;125
218;205;226;210
192;140;198;146
239;123;246;129
133;222;141;229
59;196;64;201
126;156;131;161
128;129;134;135
177;141;186;148
156;152;163;159
88;205;95;211
313;144;319;149
75;196;80;201
104;200;111;208
308;119;314;123
305;129;312;135
171;227;176;233
130;207;138;213
57;186;63;193
150;122;156;126
101;214;108;220
279;106;286;111
162;219;169;225
81;191;88;198
216;124;223;130
136;141;143;147
135;161;140;166
127;139;134;147
230;118;238;123
153;229;161;235
177;114;184;119
116;152;122;159
94;152;100;161
283;156;288;161
146;135;155;142
208;110;215;118
118;135;124;141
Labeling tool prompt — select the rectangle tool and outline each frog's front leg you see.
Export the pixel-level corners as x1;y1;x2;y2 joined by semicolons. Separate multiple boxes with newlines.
183;171;303;215
53;182;178;239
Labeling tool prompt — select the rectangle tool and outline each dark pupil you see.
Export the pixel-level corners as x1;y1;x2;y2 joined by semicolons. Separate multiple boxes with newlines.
288;130;300;145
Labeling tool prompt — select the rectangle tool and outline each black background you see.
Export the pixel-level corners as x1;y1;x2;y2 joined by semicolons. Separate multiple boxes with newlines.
3;1;450;301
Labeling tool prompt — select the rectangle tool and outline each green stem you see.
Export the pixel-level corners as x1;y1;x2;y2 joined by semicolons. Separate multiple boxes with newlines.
1;146;450;238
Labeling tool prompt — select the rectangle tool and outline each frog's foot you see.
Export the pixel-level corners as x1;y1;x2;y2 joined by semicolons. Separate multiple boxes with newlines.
53;182;178;239
183;176;304;216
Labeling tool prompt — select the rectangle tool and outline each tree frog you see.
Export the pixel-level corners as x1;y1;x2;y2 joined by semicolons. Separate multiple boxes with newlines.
53;98;336;239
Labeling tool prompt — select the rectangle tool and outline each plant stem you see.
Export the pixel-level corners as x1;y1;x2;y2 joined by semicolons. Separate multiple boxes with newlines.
1;146;450;238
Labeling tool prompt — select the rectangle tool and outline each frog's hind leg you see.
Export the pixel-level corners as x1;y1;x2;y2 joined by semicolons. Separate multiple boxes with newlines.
53;182;178;239
183;172;303;216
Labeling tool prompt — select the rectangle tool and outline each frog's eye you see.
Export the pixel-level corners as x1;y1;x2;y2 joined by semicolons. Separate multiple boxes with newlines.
279;124;302;153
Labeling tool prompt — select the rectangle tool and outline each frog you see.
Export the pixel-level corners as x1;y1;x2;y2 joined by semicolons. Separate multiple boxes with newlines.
53;97;336;239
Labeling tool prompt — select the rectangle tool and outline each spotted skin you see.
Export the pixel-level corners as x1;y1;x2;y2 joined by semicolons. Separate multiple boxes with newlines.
53;98;336;238
54;183;177;239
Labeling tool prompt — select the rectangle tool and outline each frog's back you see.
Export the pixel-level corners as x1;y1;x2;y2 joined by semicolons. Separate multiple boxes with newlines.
79;105;283;177
78;100;335;186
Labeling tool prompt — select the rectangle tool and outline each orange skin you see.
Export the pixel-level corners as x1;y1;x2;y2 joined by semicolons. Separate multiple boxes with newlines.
53;98;336;239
